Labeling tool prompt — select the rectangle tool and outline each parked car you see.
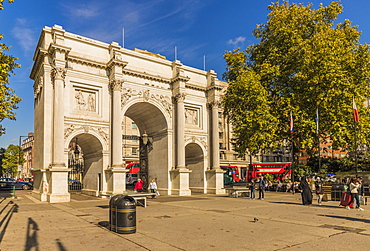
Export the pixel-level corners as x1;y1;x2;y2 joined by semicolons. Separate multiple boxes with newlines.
0;178;33;190
68;179;83;190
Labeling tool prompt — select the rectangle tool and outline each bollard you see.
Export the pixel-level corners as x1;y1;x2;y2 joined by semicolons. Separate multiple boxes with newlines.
12;185;16;198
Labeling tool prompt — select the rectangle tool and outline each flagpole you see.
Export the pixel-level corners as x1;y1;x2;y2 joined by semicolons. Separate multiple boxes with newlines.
290;111;295;194
317;108;321;172
291;136;295;194
353;97;359;178
354;119;358;177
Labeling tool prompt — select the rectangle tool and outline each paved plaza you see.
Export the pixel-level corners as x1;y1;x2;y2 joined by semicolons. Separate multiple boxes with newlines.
0;190;369;251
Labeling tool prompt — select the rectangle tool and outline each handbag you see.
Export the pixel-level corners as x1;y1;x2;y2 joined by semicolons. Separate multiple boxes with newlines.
156;190;160;196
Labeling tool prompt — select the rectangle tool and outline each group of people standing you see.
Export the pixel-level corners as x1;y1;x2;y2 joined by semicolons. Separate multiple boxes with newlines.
343;176;365;211
298;176;366;210
249;176;266;200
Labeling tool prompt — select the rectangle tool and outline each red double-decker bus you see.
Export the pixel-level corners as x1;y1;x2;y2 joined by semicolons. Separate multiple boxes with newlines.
246;162;292;181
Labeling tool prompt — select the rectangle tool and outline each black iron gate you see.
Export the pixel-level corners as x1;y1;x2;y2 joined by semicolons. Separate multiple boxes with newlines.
68;156;83;192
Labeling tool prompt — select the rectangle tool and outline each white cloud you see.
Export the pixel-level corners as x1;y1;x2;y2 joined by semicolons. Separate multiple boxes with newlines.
12;18;37;53
227;36;246;46
62;3;99;18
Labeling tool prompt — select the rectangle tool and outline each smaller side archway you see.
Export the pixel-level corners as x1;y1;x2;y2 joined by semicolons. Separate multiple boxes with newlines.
66;131;107;196
185;143;206;193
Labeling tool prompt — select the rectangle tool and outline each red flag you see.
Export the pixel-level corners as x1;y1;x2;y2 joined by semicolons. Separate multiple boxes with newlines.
353;97;360;123
290;111;294;133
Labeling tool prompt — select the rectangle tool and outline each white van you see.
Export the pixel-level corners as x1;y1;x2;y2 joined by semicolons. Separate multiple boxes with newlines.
126;173;138;186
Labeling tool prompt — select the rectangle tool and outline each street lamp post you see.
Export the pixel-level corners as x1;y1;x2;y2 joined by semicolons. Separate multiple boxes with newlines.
139;131;153;191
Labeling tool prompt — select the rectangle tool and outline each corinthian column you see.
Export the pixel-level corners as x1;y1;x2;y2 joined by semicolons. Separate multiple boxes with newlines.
109;79;123;168
210;101;220;169
174;93;186;169
51;67;67;167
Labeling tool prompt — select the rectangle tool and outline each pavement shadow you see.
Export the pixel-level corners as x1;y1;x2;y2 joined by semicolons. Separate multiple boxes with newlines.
24;217;39;251
268;201;302;205
56;238;68;251
0;202;18;244
318;214;370;224
98;221;110;230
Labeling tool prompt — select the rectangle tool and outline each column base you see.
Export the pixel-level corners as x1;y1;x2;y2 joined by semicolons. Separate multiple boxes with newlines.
206;169;226;195
105;168;129;194
170;168;192;196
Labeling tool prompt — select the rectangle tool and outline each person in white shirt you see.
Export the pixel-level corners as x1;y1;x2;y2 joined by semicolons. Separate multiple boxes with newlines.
149;179;158;198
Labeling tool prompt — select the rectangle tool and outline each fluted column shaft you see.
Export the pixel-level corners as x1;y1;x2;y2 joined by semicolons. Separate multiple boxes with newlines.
211;102;220;169
52;68;66;166
175;93;186;168
110;80;123;168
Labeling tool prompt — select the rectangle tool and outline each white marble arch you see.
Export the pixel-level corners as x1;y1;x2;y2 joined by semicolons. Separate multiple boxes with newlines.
122;98;172;194
64;129;109;196
30;25;226;202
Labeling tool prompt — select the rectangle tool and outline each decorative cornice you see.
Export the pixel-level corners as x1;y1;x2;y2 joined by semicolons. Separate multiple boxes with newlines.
30;48;48;80
123;69;171;84
48;43;71;57
107;57;128;70
170;75;190;84
68;55;106;69
185;83;206;92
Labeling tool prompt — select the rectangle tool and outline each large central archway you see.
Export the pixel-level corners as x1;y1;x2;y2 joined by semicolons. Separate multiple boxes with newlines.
124;101;170;193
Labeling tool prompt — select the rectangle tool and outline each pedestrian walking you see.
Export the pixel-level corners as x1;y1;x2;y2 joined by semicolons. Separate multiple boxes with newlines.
249;178;256;199
286;181;292;193
348;177;364;211
149;179;158;198
258;176;266;200
134;179;144;193
276;180;283;192
358;176;365;205
315;177;324;205
298;176;312;205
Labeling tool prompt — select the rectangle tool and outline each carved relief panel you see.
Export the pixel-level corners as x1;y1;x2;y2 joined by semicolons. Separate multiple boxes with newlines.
185;105;201;128
72;85;99;114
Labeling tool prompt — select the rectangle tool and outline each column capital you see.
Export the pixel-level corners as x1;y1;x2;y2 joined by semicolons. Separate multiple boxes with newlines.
173;93;186;103
51;67;67;82
109;79;124;92
208;100;221;109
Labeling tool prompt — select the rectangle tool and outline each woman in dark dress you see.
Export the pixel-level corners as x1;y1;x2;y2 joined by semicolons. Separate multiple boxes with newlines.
298;176;312;205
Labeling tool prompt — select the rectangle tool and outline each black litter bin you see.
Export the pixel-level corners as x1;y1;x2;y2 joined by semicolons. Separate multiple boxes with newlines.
109;194;125;232
331;185;345;201
109;195;136;234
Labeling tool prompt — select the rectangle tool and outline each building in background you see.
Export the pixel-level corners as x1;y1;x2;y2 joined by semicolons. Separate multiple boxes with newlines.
21;132;34;178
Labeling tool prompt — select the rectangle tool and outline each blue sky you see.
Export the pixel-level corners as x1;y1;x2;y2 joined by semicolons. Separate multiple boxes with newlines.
1;0;370;148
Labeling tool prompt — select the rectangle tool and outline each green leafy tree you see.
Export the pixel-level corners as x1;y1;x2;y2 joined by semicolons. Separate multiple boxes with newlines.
0;0;14;10
223;1;370;163
2;144;24;177
1;0;21;136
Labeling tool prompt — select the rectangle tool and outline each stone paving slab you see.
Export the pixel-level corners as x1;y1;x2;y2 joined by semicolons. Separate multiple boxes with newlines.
1;190;369;250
